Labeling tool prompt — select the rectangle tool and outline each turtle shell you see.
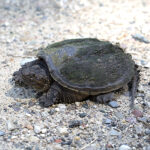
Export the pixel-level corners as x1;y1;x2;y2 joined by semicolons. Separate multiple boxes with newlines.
37;38;135;95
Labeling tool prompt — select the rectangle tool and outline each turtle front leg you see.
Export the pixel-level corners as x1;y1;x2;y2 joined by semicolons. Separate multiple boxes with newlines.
92;92;114;104
39;82;88;107
39;82;62;107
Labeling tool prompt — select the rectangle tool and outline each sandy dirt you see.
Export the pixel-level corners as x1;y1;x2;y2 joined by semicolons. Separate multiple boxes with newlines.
0;0;150;150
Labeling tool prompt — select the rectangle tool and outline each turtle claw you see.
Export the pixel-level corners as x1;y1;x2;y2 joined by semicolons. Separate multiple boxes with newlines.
39;94;54;107
95;92;114;104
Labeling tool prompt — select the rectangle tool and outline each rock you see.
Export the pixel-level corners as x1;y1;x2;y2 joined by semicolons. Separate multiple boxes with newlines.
41;111;49;117
28;101;35;107
74;136;80;141
104;118;112;124
52;144;63;150
34;125;42;134
135;126;143;135
48;109;56;115
61;140;72;145
132;109;143;118
115;112;124;119
57;104;67;111
108;101;119;108
106;143;113;148
41;128;47;134
132;34;150;44
69;120;82;128
145;129;150;135
30;136;39;142
57;127;68;135
137;117;147;123
75;102;80;107
10;103;21;112
145;146;150;150
84;145;98;150
79;113;87;118
0;131;5;136
25;124;33;130
109;128;121;136
119;145;131;150
82;103;89;109
126;117;136;124
7;121;17;131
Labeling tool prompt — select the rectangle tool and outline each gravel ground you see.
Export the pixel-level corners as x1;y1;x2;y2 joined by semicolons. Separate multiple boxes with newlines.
0;0;150;150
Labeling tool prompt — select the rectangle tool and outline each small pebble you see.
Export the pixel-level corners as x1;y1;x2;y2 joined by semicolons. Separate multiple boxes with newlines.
104;118;112;124
135;126;143;135
145;146;150;150
28;101;35;107
137;117;147;123
69;120;82;128
52;144;63;150
132;109;143;118
41;128;47;134
109;128;121;136
57;104;67;111
7;121;17;131
25;124;33;130
11;104;21;112
132;34;150;44
61;140;72;145
79;113;87;118
0;131;5;136
145;129;150;135
75;102;80;107
119;145;131;150
126;117;136;124
29;136;39;142
108;101;119;108
57;127;68;135
85;144;98;150
34;125;42;134
82;103;89;109
115;112;124;119
48;109;55;115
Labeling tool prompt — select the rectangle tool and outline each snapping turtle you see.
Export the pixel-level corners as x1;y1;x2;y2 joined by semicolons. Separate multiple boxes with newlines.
13;38;139;107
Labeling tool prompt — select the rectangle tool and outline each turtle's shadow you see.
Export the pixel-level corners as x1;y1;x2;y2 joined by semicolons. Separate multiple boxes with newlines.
6;78;37;100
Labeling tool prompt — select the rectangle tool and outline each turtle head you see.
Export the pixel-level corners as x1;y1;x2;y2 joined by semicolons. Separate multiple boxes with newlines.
13;59;51;92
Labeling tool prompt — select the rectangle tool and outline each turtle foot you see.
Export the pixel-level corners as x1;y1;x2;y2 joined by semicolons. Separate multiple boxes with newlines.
93;92;114;104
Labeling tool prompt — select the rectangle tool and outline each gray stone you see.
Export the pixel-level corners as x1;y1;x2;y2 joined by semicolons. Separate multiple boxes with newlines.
115;112;124;119
135;126;143;135
84;144;98;150
34;125;42;134
119;145;131;150
109;128;121;136
145;146;150;150
29;136;39;142
108;101;119;108
7;121;17;131
79;113;87;118
104;118;112;124
145;129;150;135
57;127;68;135
132;34;150;44
0;131;5;136
69;120;82;128
57;104;66;112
